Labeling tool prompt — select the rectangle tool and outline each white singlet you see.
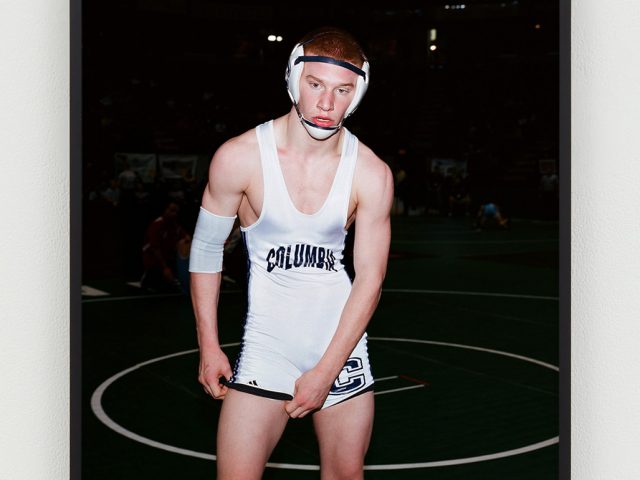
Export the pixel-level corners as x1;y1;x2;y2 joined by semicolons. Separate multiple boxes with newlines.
226;120;374;409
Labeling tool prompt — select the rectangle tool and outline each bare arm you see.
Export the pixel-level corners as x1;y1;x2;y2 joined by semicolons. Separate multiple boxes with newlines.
285;152;394;417
191;137;253;399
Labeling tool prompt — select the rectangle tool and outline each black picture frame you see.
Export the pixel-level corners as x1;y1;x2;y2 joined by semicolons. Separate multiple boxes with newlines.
70;1;570;478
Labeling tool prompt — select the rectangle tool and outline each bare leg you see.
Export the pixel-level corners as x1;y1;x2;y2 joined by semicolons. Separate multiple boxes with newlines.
313;391;374;480
216;389;290;480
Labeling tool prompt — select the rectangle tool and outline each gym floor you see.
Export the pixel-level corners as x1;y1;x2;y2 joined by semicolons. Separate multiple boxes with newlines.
82;215;559;479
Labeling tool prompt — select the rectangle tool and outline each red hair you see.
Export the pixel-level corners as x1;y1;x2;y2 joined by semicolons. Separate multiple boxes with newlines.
298;27;367;68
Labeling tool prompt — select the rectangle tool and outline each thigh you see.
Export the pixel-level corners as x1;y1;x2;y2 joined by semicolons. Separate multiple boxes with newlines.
313;391;374;480
216;389;289;480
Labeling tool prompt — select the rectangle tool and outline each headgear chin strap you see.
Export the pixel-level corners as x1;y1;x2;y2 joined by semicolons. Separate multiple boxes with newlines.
293;102;344;140
285;41;369;140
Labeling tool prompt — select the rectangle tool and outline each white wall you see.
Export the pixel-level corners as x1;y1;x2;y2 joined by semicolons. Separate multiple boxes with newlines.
571;0;640;478
0;0;70;478
0;0;639;477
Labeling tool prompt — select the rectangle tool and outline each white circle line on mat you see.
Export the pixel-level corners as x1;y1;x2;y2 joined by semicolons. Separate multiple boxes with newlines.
91;338;558;470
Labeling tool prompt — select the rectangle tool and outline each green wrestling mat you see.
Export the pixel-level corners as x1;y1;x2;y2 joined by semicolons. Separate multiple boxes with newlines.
82;216;559;479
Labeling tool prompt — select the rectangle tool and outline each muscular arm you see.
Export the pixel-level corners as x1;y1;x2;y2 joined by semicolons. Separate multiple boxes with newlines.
191;137;253;399
285;152;394;417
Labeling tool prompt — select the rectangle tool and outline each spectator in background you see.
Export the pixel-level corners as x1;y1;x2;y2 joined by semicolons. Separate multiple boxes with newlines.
98;178;120;206
473;201;510;231
117;160;140;204
141;201;190;292
116;163;144;281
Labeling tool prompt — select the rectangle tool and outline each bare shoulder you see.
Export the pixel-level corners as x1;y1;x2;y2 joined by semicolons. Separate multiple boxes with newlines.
354;142;394;205
209;128;260;185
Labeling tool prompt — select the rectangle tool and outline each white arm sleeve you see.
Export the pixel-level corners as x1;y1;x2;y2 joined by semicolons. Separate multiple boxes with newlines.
188;207;237;273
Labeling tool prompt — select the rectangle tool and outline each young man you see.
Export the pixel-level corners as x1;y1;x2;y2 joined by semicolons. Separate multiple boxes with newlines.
189;27;393;479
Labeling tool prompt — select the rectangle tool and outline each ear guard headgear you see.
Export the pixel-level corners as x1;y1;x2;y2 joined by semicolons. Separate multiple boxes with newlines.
285;41;369;140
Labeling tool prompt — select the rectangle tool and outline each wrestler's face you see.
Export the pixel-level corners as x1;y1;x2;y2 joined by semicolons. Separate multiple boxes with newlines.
297;60;359;127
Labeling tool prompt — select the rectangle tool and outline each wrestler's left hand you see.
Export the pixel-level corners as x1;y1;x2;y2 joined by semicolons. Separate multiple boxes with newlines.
285;368;334;418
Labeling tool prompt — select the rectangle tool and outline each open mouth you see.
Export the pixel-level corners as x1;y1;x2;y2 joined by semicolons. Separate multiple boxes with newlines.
312;116;334;127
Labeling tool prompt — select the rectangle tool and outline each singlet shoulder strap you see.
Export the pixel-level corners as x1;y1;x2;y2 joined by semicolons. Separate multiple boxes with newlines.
336;128;359;193
329;128;358;220
254;120;280;212
255;120;276;168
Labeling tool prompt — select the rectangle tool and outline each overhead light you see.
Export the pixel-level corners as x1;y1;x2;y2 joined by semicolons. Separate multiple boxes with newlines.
276;36;283;42
267;35;276;42
430;45;437;51
430;28;437;41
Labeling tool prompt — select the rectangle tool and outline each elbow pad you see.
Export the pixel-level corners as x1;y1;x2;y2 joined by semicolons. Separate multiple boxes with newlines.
188;207;236;273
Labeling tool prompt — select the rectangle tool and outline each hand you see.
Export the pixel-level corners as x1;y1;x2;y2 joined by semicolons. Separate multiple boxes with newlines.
284;368;335;418
198;347;233;400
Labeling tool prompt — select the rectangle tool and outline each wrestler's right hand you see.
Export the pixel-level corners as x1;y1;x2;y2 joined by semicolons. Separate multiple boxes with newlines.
198;347;232;400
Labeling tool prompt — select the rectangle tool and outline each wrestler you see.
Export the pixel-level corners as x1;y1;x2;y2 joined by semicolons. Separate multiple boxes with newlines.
190;27;393;479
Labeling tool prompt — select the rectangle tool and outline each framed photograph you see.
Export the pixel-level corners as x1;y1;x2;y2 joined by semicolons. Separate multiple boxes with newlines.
73;1;569;478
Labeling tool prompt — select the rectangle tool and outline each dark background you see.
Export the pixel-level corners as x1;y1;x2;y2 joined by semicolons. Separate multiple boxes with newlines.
82;0;559;280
